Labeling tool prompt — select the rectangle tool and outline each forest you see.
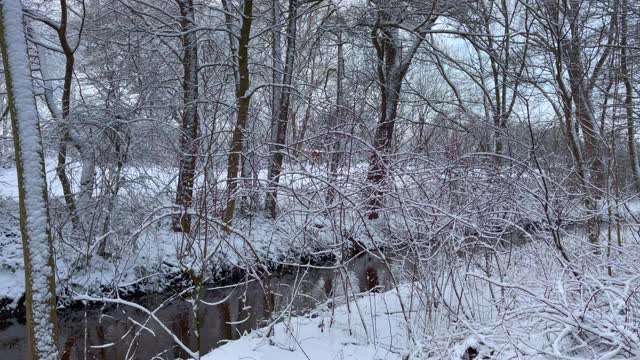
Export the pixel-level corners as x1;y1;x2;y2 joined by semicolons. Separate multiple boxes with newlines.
0;0;639;359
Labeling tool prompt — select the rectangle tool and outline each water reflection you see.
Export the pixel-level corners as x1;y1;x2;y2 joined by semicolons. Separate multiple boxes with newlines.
0;255;391;359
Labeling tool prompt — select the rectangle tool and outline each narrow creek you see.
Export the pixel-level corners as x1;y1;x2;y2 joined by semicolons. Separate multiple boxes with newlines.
0;254;394;359
3;222;613;359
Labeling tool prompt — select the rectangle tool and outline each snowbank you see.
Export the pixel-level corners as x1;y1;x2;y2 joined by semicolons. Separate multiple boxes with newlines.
203;286;420;360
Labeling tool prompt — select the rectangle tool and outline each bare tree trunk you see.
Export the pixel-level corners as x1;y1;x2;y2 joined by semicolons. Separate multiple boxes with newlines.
564;0;608;245
56;0;80;230
269;0;283;155
98;124;129;257
367;26;399;219
567;61;605;195
223;0;254;228
620;0;640;192
544;0;587;188
1;1;59;357
326;31;344;204
296;86;314;154
265;0;298;219
34;0;94;234
366;19;431;219
0;107;7;157
289;109;297;148
173;0;200;233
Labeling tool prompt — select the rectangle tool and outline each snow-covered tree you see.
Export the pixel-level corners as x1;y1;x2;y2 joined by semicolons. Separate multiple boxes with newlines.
0;0;59;358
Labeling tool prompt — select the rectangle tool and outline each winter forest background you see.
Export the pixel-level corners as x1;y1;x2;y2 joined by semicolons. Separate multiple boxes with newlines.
1;0;640;359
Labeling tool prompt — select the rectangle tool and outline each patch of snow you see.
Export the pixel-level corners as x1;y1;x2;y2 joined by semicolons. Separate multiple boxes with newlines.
203;286;418;360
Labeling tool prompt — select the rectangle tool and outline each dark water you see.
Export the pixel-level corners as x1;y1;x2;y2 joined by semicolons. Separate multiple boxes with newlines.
0;255;392;359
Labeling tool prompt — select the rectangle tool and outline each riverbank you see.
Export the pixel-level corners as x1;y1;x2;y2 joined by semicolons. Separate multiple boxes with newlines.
0;159;353;319
0;216;342;320
202;284;484;360
1;249;393;359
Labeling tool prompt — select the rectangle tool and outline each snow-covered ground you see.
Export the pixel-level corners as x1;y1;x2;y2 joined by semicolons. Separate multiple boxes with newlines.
204;286;424;360
203;233;640;360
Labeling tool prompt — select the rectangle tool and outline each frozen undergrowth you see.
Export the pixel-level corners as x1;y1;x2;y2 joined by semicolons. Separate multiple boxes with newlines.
202;233;640;360
2;155;640;359
2;155;640;308
0;208;341;313
0;159;354;313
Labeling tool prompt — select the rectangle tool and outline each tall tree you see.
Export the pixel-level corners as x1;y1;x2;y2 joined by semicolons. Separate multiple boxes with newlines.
223;0;254;228
531;0;612;244
460;0;530;160
26;0;86;231
620;0;640;192
270;0;283;147
366;0;438;219
564;0;607;195
265;0;299;219
326;28;345;204
173;0;200;233
29;0;92;233
0;0;59;358
563;0;610;245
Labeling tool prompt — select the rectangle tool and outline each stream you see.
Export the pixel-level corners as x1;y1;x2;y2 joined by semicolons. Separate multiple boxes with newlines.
4;222;623;359
0;254;394;359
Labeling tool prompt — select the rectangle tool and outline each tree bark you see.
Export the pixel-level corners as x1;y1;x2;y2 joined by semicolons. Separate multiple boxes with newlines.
620;0;640;192
265;0;298;219
326;31;344;204
55;0;80;230
366;20;431;219
1;1;59;357
34;0;95;233
563;0;607;245
173;0;200;233
223;0;254;228
269;0;283;156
